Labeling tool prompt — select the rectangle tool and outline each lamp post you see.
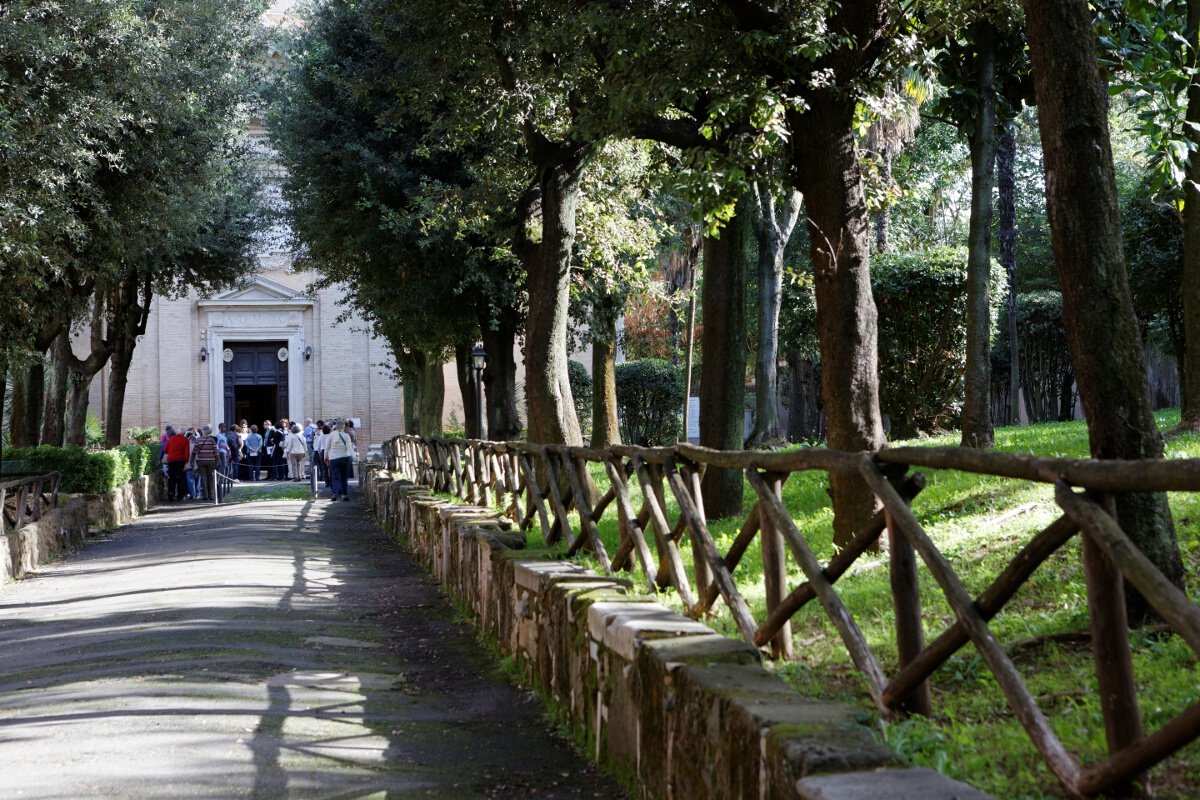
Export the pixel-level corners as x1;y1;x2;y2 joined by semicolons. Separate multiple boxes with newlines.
471;343;487;440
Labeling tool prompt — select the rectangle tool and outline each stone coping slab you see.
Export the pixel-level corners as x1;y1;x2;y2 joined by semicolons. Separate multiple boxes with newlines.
796;768;992;800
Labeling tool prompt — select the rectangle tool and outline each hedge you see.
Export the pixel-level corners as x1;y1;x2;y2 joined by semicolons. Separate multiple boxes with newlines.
1;444;156;494
615;358;684;445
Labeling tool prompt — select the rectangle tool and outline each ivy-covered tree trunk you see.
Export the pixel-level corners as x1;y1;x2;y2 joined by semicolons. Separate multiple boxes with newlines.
699;197;749;518
480;308;523;441
524;150;589;447
746;185;802;448
41;331;71;447
590;295;620;449
1180;0;1200;429
997;118;1021;426
1024;0;1186;610
961;21;999;449
791;99;886;548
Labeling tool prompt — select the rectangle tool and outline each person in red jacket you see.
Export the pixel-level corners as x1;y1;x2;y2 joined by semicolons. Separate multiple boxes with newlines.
162;425;191;501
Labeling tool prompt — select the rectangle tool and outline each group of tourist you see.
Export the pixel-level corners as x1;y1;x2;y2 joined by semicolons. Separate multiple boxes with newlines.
160;417;360;504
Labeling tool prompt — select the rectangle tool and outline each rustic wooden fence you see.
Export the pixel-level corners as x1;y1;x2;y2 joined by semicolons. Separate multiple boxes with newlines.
1;472;62;538
381;434;1199;798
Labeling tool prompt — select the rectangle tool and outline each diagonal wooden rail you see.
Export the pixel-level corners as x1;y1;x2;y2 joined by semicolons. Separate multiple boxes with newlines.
0;472;61;538
383;434;1200;799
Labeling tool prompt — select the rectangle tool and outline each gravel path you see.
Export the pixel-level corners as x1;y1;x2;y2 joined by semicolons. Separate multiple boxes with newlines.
0;494;627;799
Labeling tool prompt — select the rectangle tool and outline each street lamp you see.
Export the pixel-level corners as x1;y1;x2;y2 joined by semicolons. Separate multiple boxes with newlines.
471;343;487;440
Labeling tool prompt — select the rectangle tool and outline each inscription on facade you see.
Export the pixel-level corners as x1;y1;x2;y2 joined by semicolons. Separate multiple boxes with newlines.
207;311;302;329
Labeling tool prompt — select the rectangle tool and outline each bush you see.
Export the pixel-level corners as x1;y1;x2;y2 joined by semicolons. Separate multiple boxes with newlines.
614;358;684;445
567;359;592;433
874;247;1003;438
2;445;145;494
126;426;160;445
120;444;156;477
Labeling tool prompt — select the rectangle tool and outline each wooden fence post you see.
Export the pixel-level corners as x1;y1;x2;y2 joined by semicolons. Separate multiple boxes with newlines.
760;472;793;660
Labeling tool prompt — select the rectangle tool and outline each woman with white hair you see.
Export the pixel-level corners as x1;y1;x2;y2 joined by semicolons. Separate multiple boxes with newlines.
285;422;308;481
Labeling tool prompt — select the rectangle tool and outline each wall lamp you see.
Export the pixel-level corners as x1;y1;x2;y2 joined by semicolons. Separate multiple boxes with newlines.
199;346;209;362
304;346;313;361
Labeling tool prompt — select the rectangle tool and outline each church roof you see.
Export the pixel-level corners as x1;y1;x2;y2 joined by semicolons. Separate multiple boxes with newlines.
197;275;313;307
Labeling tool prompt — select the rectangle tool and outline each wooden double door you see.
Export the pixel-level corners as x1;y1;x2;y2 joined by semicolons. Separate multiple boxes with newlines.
222;342;289;427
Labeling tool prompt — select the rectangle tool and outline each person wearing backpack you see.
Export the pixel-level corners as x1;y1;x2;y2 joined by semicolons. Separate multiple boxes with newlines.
189;424;221;505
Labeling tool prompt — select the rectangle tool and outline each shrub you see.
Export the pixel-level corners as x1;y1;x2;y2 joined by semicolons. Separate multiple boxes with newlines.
126;426;160;445
567;360;592;434
2;445;144;494
120;444;156;477
874;247;1003;438
614;358;684;445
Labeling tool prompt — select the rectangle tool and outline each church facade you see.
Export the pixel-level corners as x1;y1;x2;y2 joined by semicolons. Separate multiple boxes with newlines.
87;269;405;453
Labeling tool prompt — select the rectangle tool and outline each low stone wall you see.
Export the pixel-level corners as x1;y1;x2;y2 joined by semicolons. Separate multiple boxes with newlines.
365;468;991;800
2;473;163;584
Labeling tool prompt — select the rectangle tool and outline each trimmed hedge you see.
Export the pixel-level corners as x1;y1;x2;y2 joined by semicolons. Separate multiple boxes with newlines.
615;358;684;445
1;444;155;494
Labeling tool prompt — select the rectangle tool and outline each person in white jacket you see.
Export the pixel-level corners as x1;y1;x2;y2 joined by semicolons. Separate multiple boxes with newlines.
285;423;308;481
324;420;355;501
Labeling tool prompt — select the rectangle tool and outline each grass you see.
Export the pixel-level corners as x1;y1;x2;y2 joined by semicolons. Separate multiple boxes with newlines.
223;480;314;504
443;411;1200;799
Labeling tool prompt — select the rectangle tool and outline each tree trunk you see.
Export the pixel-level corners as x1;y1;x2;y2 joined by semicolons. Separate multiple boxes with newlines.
413;349;445;437
747;185;802;448
396;352;419;435
682;258;699;440
454;343;480;439
0;352;7;444
480;308;523;440
790;99;887;548
961;21;999;449
62;294;116;446
590;296;620;449
103;273;152;448
699;197;749;518
1024;0;1186;610
785;350;822;441
65;367;92;446
1180;0;1200;430
9;359;44;448
524;150;589;447
105;346;134;449
42;331;71;447
998;118;1022;426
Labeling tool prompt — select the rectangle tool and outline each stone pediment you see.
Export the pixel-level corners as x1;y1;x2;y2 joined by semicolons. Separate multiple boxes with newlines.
198;276;312;307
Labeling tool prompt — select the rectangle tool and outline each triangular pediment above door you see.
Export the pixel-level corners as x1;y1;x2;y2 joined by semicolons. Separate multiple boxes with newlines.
198;275;313;306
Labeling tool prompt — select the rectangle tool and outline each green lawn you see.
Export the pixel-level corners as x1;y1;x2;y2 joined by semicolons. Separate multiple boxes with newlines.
223;480;314;504
439;412;1200;799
